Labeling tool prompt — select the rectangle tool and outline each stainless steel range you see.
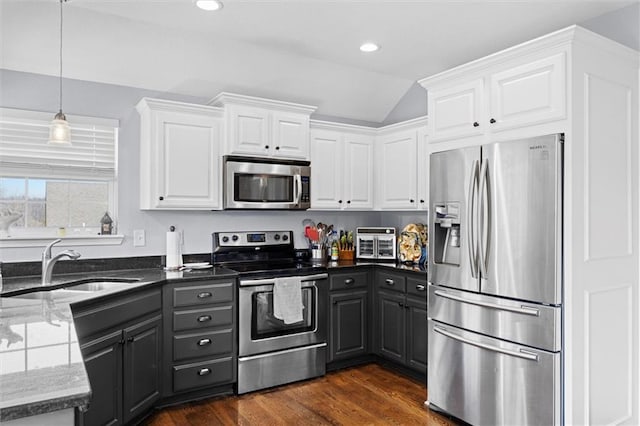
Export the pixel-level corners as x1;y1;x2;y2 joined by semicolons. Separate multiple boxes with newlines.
212;230;328;394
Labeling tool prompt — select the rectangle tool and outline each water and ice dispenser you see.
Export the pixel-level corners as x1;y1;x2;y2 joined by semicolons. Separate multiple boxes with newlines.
432;202;461;266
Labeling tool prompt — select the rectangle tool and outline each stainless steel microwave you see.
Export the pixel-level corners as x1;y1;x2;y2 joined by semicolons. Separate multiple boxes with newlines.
223;156;311;210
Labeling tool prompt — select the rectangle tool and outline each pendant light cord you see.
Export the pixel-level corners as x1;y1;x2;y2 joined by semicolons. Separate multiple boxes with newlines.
58;0;64;113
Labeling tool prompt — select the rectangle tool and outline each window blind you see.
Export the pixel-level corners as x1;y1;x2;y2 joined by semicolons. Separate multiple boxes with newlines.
0;108;118;180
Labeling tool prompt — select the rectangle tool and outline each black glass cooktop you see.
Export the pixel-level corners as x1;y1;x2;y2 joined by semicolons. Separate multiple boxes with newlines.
218;260;326;279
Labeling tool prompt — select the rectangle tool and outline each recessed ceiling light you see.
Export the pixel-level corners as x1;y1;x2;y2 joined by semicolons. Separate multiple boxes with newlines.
359;42;379;53
196;0;223;11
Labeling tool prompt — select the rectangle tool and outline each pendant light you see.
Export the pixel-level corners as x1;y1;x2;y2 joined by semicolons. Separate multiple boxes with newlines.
49;0;71;145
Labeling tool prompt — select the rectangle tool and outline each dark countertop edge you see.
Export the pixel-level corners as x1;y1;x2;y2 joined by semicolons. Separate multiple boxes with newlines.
0;390;90;422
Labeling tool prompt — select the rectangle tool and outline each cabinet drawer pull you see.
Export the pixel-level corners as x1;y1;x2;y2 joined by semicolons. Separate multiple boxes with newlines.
197;315;212;323
398;302;404;307
385;278;395;286
197;368;211;376
344;278;354;285
416;284;426;291
197;338;212;346
489;118;497;124
197;292;212;299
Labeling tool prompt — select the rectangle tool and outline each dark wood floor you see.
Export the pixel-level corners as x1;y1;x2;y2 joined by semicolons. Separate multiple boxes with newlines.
143;363;457;425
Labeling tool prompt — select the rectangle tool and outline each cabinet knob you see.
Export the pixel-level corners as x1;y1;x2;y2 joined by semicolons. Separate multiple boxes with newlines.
347;200;351;204
420;199;425;204
197;292;212;299
397;302;404;307
410;199;415;203
159;196;164;201
405;305;410;310
197;315;212;323
126;336;134;343
338;200;343;204
265;145;270;149
489;118;496;124
333;301;338;305
385;279;394;286
197;338;212;346
197;368;211;376
344;278;354;285
473;121;480;127
275;146;280;150
416;284;426;291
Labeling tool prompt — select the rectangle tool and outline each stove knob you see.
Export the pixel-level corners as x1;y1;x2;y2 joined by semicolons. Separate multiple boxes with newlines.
232;235;239;242
282;234;289;241
222;236;229;243
274;234;280;241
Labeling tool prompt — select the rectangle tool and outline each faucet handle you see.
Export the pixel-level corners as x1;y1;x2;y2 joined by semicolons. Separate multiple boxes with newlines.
43;238;62;259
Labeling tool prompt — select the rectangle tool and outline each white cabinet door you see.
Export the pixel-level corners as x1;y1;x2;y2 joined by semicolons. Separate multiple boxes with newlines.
428;79;484;143
153;110;221;209
377;130;418;209
416;127;429;210
272;112;309;160
489;52;566;132
310;130;343;209
343;134;374;210
227;105;270;156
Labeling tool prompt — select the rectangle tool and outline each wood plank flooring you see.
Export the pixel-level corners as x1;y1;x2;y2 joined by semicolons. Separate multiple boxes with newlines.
143;363;458;425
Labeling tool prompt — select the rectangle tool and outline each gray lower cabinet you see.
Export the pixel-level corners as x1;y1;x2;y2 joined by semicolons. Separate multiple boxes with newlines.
162;279;236;398
375;269;427;374
74;289;162;426
328;269;370;362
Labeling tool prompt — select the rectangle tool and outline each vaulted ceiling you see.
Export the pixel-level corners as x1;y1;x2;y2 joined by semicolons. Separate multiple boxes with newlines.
1;0;636;124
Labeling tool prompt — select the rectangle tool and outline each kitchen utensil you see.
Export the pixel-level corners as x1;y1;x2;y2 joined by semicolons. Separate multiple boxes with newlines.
302;218;316;229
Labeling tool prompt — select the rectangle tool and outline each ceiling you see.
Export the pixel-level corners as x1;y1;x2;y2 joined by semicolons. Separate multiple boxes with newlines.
0;0;637;124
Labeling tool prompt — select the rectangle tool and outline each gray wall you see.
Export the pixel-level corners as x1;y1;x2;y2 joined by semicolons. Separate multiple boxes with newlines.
0;70;386;262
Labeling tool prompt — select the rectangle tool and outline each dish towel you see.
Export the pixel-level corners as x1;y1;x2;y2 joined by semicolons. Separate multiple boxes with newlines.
273;276;304;324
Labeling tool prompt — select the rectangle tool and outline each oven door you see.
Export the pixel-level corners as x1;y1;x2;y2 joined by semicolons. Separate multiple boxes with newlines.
224;158;310;209
238;274;327;356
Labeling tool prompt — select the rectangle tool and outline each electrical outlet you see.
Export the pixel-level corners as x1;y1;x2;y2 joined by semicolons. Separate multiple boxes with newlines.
133;229;146;247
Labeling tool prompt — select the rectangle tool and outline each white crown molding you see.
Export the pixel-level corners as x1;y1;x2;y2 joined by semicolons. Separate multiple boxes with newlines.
136;97;224;117
376;115;428;135
309;119;378;135
208;92;317;115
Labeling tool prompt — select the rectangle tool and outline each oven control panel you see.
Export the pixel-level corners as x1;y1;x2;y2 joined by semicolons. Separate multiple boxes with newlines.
215;230;292;247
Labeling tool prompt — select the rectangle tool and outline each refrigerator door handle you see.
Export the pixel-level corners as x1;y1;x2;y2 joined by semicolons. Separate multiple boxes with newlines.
478;158;490;279
434;289;540;316
467;160;479;278
433;325;539;362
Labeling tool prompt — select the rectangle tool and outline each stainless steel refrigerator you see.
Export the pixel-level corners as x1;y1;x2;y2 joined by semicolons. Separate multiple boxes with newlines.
428;134;563;425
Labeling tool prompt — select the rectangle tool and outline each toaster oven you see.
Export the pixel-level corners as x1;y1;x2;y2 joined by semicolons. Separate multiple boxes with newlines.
355;227;396;261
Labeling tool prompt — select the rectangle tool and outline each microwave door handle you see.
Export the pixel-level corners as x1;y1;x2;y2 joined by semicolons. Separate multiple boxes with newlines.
294;174;302;205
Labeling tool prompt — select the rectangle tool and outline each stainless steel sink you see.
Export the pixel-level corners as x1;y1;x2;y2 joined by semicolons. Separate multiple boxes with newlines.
62;278;139;292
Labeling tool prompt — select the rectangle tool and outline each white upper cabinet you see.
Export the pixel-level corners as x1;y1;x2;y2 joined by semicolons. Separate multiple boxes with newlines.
310;124;374;210
137;98;223;210
423;49;566;147
375;118;429;210
209;93;316;160
429;79;484;142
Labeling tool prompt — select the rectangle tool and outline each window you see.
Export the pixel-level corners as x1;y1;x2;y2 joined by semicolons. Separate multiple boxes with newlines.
0;108;118;239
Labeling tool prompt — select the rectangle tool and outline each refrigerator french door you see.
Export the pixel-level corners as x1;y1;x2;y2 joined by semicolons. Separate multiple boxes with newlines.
428;134;563;426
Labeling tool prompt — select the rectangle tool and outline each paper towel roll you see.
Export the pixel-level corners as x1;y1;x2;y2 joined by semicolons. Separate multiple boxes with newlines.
166;231;182;269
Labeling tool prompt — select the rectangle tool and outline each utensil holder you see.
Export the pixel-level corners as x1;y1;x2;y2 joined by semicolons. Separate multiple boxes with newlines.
311;248;326;260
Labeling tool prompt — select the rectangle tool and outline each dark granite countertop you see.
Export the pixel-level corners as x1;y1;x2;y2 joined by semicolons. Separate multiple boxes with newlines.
0;266;237;422
0;260;424;421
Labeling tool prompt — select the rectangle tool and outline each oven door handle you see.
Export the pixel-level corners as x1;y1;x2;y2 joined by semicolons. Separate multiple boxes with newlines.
239;273;328;287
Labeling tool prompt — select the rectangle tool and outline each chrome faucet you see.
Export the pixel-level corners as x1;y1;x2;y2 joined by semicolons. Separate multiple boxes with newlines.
42;239;81;286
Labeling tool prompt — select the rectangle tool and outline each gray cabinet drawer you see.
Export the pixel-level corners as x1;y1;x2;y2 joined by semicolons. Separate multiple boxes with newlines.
173;328;233;362
173;357;234;392
173;305;233;331
329;270;369;291
406;276;427;299
376;270;406;293
173;281;233;307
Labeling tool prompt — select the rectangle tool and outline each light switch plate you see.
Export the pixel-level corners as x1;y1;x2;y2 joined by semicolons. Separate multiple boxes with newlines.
133;229;146;247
